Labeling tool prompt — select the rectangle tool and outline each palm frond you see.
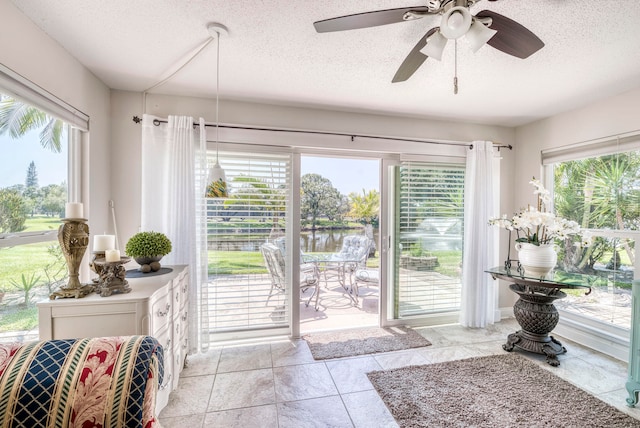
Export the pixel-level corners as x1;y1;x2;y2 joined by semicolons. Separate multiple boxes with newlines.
39;119;63;153
0;97;63;153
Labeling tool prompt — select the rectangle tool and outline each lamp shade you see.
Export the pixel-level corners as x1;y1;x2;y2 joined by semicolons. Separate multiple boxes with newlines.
440;6;472;39
466;19;497;52
205;161;228;198
420;30;448;61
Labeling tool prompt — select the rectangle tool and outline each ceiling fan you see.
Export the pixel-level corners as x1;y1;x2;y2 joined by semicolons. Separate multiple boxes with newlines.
313;0;544;85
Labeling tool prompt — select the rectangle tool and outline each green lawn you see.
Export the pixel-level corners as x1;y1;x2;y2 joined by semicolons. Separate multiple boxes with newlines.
0;306;38;331
0;216;64;294
22;215;62;232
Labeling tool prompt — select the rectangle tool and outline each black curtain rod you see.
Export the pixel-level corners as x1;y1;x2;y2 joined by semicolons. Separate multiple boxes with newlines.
131;115;513;151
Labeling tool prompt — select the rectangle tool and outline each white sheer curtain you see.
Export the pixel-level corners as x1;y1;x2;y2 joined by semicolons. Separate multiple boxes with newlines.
141;114;209;353
459;141;498;328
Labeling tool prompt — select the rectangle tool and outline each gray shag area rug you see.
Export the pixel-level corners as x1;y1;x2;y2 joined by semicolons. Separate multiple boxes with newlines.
367;353;640;428
303;326;431;360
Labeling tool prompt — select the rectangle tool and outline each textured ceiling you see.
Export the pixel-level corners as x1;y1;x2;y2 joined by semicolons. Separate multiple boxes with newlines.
9;0;640;127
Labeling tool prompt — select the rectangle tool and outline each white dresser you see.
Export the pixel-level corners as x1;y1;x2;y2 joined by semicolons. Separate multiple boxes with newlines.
37;265;189;412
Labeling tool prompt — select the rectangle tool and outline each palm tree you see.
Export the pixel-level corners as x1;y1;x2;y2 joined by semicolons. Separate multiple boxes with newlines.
348;189;380;226
554;153;640;269
0;95;64;153
223;175;286;236
348;189;380;256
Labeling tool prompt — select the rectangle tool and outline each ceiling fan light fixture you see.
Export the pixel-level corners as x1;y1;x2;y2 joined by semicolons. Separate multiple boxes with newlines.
440;6;472;39
420;29;447;61
466;19;497;52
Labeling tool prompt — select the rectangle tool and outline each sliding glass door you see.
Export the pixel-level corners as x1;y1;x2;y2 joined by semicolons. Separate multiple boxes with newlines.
389;161;465;322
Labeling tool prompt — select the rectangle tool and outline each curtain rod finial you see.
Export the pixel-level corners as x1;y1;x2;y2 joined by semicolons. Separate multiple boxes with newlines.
132;115;141;124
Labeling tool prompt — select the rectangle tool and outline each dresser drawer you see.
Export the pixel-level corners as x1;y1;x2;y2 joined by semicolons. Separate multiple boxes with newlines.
155;325;174;413
172;272;189;313
150;290;172;334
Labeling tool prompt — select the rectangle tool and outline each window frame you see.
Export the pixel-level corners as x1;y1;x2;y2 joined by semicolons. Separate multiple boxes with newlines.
542;141;640;361
0;65;86;248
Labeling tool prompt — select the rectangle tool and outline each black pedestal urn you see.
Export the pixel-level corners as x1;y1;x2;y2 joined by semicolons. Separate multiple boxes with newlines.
503;283;567;366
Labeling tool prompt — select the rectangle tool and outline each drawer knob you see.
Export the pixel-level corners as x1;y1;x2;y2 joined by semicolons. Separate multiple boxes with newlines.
159;373;173;390
157;303;171;317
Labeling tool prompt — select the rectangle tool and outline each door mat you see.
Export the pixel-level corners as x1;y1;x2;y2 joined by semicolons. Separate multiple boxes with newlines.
303;326;431;360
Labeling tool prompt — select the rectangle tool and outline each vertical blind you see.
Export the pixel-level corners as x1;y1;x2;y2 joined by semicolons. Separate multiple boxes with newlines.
396;162;465;318
205;148;291;334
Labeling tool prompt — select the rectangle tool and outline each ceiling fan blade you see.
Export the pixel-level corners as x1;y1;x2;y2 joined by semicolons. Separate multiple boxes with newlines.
314;6;431;33
476;10;544;59
392;28;438;83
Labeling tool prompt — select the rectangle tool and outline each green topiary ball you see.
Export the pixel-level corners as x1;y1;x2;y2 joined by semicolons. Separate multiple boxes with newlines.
125;231;172;258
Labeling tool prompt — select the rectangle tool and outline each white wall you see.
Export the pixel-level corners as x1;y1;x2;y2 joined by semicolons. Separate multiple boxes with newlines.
0;1;112;250
514;86;640;207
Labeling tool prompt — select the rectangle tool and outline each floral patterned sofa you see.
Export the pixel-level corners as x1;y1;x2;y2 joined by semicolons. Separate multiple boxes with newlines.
0;335;163;428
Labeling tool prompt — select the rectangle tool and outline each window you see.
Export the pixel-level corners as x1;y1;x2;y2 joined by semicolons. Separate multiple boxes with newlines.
545;142;640;331
0;65;87;342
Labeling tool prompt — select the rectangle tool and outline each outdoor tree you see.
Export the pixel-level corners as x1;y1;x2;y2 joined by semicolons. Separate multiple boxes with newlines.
40;183;67;217
349;189;380;256
222;176;286;232
348;189;380;226
25;161;38;188
0;188;27;233
23;161;42;216
301;173;344;229
554;154;640;271
324;190;349;222
0;95;64;152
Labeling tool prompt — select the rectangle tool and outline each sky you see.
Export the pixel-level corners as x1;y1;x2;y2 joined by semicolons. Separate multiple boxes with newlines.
0;130;67;188
301;156;380;195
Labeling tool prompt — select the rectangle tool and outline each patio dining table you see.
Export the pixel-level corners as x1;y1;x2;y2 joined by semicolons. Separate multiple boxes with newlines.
302;253;363;304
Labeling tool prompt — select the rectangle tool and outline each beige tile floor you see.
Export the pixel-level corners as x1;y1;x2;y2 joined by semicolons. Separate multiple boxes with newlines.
159;318;640;427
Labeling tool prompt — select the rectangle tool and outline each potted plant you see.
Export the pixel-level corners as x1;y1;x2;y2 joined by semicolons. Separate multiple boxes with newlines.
125;231;172;272
489;177;590;276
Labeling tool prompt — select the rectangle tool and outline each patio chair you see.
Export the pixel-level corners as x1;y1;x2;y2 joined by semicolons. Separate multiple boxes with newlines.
273;237;316;278
352;267;379;307
324;235;372;290
261;242;320;310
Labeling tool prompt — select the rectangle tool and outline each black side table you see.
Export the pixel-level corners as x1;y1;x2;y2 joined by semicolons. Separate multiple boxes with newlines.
486;267;593;366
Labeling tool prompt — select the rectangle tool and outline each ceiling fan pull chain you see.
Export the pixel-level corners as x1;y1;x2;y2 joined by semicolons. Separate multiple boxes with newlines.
453;39;459;94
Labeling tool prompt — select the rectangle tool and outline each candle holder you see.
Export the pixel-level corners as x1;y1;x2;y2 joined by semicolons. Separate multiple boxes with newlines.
89;251;105;282
93;256;132;297
50;218;95;299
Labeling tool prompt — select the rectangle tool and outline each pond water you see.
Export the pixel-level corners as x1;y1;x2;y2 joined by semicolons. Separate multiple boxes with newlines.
209;229;380;254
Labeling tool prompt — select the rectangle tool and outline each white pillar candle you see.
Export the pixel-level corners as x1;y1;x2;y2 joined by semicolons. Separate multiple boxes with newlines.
93;235;116;252
65;202;83;219
105;249;120;263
